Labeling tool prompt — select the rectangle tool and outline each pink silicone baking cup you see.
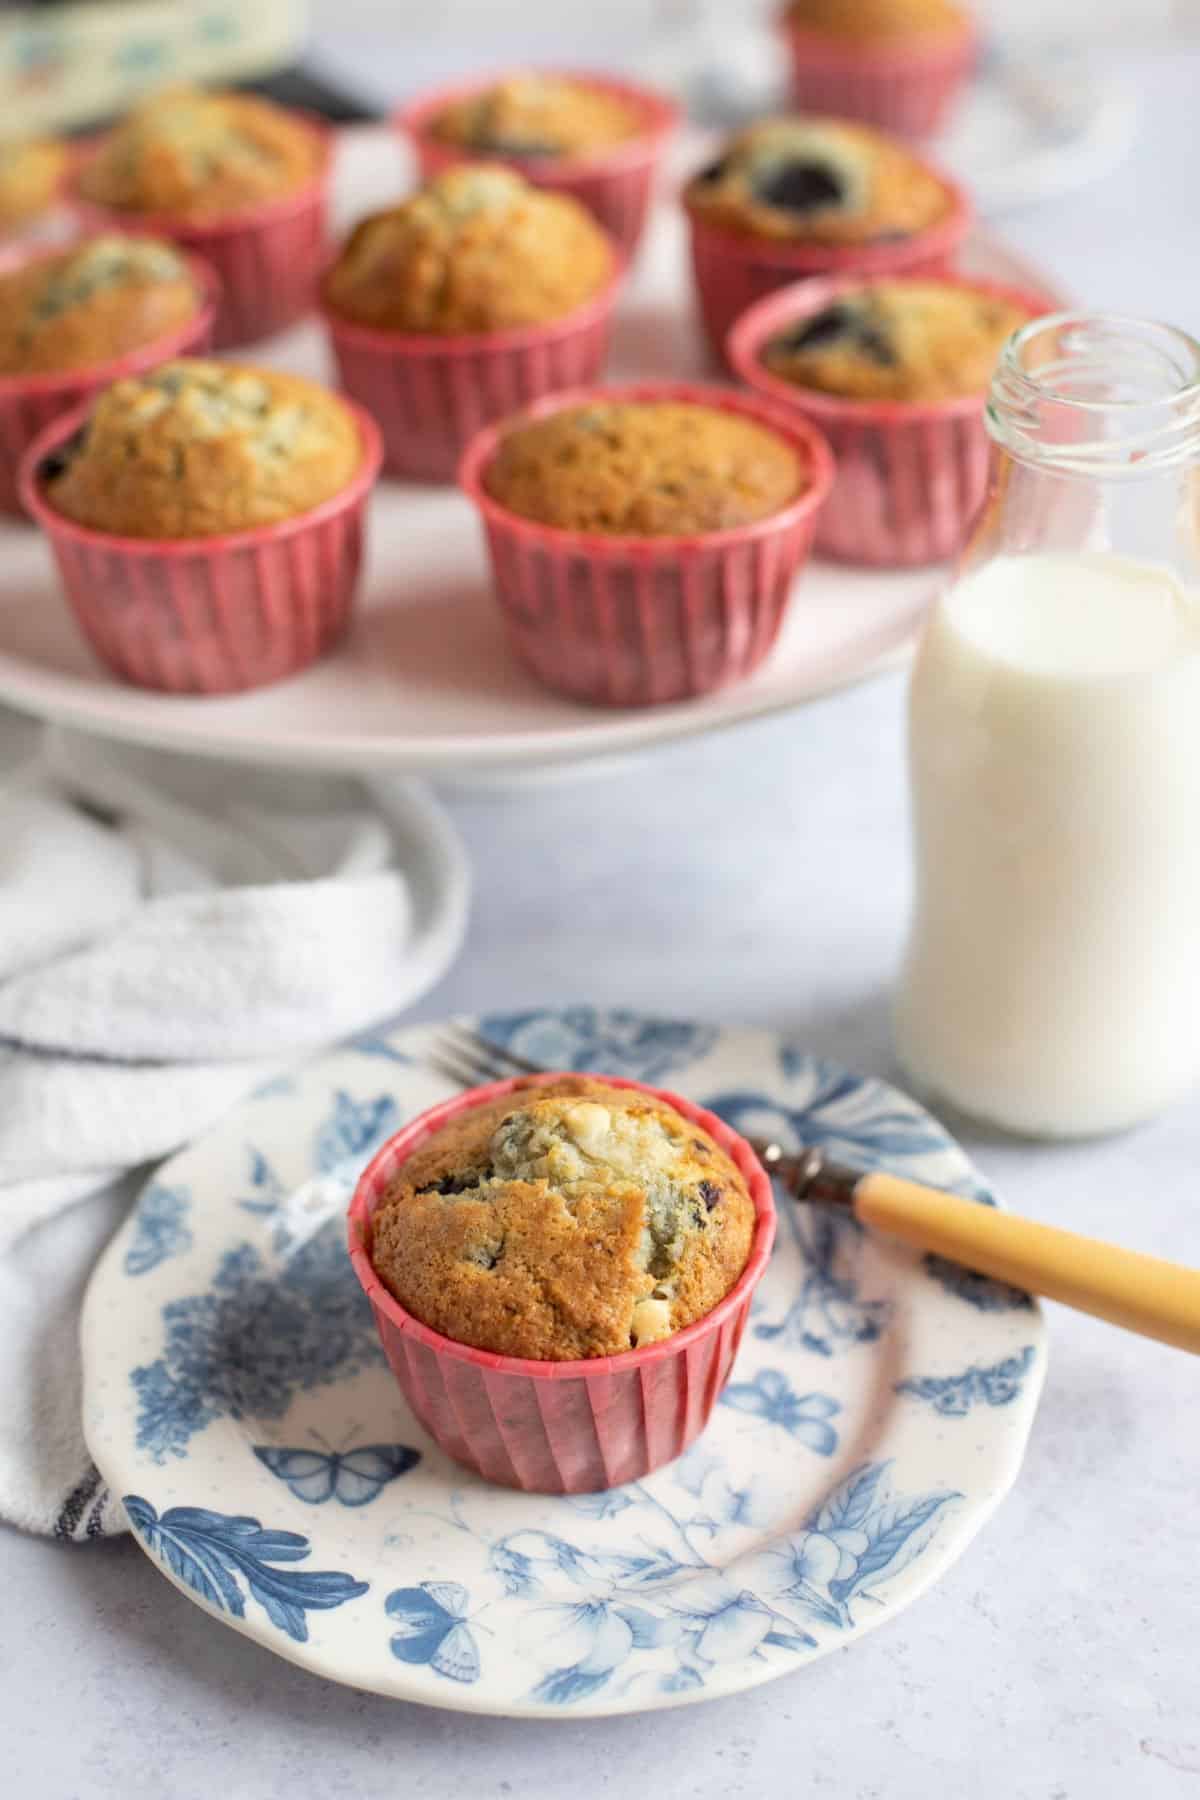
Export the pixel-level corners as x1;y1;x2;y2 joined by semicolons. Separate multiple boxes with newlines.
728;272;1056;567
19;398;382;693
458;379;835;707
685;166;972;368
321;260;624;484
347;1072;777;1494
397;71;678;257
777;16;978;138
0;240;218;517
66;117;331;348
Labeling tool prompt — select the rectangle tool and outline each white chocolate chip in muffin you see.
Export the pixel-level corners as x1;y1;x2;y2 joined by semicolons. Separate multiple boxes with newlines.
631;1296;672;1346
563;1101;612;1156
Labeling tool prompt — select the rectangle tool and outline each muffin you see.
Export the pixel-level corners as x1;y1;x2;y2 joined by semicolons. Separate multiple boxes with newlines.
685;116;951;246
427;72;642;159
778;0;976;136
75;87;321;221
44;359;364;538
369;1076;757;1360
483;398;805;535
760;278;1033;404
0;235;202;376
0;138;67;232
323;165;614;335
783;0;968;41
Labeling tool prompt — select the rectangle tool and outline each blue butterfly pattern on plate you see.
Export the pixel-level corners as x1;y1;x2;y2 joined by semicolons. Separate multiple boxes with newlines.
896;1345;1037;1416
123;1185;192;1277
386;1582;481;1684
123;1495;368;1643
719;1368;840;1453
254;1440;420;1506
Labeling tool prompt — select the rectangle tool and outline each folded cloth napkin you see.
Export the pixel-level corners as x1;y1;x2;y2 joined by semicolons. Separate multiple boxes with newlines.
0;718;470;1539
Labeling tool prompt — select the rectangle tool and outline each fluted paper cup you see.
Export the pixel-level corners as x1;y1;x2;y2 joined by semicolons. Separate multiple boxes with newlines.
686;165;971;367
728;272;1054;567
321;260;623;484
778;15;978;138
20;398;382;693
0;239;218;516
458;379;835;706
66;116;331;348
348;1072;777;1494
397;71;678;257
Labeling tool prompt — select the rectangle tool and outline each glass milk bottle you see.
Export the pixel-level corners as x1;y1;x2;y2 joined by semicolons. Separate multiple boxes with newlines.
894;314;1200;1137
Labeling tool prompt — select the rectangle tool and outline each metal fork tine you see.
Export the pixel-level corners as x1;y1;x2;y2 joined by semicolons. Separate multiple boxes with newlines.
446;1021;547;1078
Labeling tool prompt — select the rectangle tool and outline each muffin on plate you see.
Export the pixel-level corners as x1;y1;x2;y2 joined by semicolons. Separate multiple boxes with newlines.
321;165;621;481
70;87;329;347
459;382;834;706
482;397;804;535
728;273;1047;567
759;277;1032;404
0;234;202;375
22;357;381;693
426;72;643;159
779;0;976;137
323;164;614;335
370;1075;757;1360
399;70;677;257
0;138;67;232
683;116;969;361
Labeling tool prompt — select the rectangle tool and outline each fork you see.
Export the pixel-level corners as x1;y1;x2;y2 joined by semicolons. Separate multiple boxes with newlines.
425;1021;1200;1355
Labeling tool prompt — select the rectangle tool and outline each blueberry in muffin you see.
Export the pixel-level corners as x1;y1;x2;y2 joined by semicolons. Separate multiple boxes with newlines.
0;235;200;375
428;73;642;160
323;165;615;335
369;1077;757;1360
43;358;363;537
483;399;805;535
684;117;951;244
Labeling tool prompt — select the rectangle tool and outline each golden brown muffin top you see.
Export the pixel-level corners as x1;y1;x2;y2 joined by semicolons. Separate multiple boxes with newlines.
684;116;952;244
0;138;67;229
428;73;643;158
483;399;805;535
76;87;322;220
784;0;968;40
762;280;1033;403
0;235;200;376
45;359;362;539
370;1076;757;1361
323;165;615;334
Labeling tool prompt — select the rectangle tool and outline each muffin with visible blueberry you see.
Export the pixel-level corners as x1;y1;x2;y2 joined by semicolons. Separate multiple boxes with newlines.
482;397;805;534
323;164;615;335
43;358;364;538
0;235;203;375
369;1076;757;1360
0;138;67;233
779;0;976;137
427;72;642;160
760;277;1033;403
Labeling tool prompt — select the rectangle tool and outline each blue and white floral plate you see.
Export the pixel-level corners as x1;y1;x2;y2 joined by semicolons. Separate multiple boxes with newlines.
81;1008;1045;1717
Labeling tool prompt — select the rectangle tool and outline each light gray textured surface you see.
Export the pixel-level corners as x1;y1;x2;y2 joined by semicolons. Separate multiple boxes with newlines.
1;43;1198;1800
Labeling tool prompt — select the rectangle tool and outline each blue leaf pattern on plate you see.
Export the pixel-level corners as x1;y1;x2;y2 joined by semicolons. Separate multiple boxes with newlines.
480;1006;719;1083
123;1185;192;1277
923;1255;1033;1311
314;1090;400;1174
123;1495;368;1643
896;1346;1037;1416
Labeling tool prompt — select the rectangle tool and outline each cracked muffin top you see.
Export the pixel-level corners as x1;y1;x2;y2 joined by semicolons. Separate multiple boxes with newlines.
684;116;952;245
762;279;1033;404
783;0;968;40
76;87;323;220
0;235;201;376
482;399;805;535
0;138;67;230
322;165;615;334
427;73;643;160
43;359;362;538
369;1077;757;1360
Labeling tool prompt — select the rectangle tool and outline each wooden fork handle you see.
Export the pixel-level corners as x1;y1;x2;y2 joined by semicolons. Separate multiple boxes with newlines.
855;1172;1200;1354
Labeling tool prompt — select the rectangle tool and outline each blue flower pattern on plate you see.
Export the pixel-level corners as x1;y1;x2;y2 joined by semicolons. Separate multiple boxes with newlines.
480;1006;719;1083
314;1090;400;1173
896;1345;1037;1416
123;1495;368;1643
123;1184;192;1277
